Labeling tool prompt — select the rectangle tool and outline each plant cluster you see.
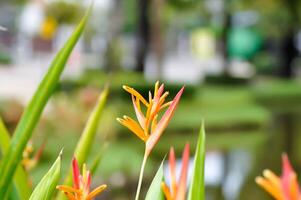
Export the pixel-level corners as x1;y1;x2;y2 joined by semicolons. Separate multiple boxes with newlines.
0;7;205;200
0;6;300;200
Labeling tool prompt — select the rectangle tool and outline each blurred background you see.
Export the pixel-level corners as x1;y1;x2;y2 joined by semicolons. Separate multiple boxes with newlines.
1;0;301;199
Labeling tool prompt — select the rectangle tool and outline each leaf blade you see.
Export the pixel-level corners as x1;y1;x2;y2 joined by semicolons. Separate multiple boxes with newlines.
74;86;109;165
29;152;61;200
145;161;165;200
0;9;91;197
188;121;206;200
57;87;108;200
0;118;31;199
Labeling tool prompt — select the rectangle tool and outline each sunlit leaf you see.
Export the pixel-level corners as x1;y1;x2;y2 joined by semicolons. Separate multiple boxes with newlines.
29;152;61;200
145;161;165;200
0;118;31;199
188;121;206;200
0;8;91;198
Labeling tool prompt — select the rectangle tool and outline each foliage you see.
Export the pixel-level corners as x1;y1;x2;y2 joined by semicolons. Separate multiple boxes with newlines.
46;2;84;25
0;4;208;200
0;6;91;199
29;153;61;200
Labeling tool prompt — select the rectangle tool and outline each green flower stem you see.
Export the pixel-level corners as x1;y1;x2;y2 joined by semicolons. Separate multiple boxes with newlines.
135;150;148;200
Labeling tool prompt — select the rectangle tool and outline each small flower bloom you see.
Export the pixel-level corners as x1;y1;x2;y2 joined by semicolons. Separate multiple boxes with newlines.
22;141;46;171
162;143;190;200
57;158;107;200
256;154;301;200
117;81;184;155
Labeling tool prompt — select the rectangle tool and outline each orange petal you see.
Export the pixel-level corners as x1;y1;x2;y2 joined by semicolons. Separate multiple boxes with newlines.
256;177;283;200
162;182;172;200
123;85;149;106
117;116;147;141
85;171;92;193
176;143;190;200
72;158;80;189
169;147;177;197
281;154;300;200
56;185;81;194
33;140;46;162
156;83;165;97
150;84;165;117
62;192;77;200
132;95;146;129
146;87;184;155
160;101;172;111
159;91;169;106
263;169;281;189
151;115;158;134
145;100;154;128
86;184;107;200
154;81;160;96
149;91;152;103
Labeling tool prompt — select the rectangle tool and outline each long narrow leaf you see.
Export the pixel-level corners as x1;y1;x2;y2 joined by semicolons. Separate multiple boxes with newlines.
90;143;108;175
145;161;165;200
57;87;108;200
74;86;108;165
0;8;91;197
0;118;31;199
29;152;61;200
188;121;206;200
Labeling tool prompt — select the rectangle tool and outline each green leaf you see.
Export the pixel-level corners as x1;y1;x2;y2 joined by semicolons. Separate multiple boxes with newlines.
57;87;108;200
145;161;165;200
188;121;206;200
0;8;91;198
29;152;61;200
90;143;108;175
74;86;109;165
0;118;31;199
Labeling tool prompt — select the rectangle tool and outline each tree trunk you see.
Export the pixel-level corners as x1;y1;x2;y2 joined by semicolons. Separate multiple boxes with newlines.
279;0;299;78
135;0;150;72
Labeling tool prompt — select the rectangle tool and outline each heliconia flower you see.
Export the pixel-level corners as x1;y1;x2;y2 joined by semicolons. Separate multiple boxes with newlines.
255;153;301;200
162;143;190;200
117;81;184;156
57;158;107;200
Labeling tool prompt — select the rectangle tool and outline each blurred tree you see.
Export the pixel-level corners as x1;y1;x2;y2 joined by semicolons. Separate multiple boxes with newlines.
45;1;84;25
104;0;123;72
232;0;300;78
280;0;299;78
135;0;150;72
150;0;165;77
0;0;26;5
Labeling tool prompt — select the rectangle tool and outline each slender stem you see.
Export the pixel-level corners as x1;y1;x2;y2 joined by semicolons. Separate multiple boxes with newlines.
135;150;148;200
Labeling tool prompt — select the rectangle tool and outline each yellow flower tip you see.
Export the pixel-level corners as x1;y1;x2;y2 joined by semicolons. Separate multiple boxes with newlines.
255;176;264;185
116;118;124;123
263;169;273;178
87;184;108;199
